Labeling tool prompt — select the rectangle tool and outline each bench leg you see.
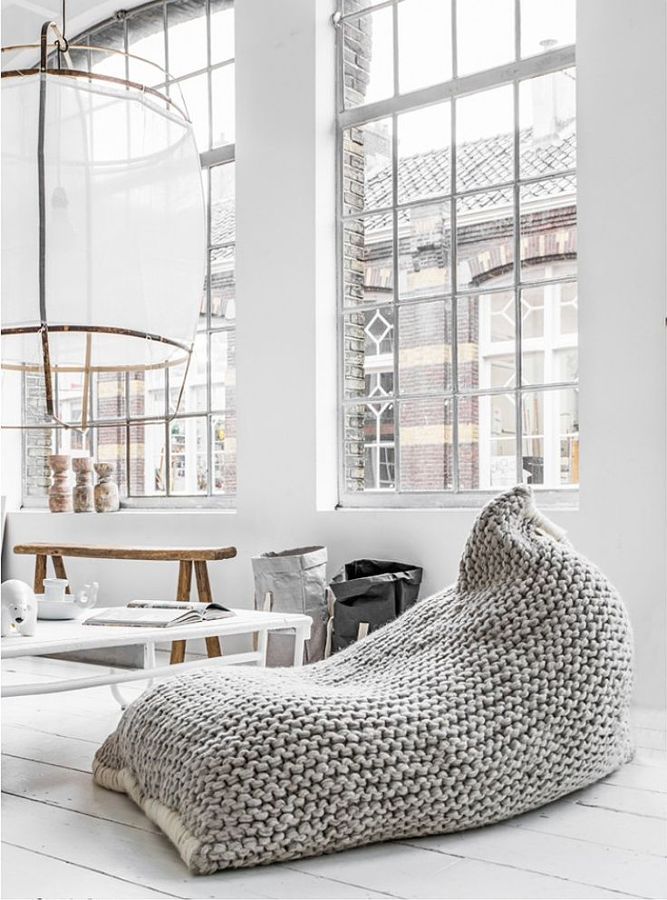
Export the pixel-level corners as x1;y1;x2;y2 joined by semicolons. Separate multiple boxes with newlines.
169;560;192;665
52;555;71;593
33;555;47;594
194;561;222;659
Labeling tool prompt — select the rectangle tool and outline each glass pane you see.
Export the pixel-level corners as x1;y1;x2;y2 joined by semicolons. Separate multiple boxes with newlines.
559;281;578;336
211;63;235;146
127;5;166;84
520;175;577;281
129;422;166;495
212;411;236;494
94;426;128;496
399;299;452;395
135;369;166;418
458;392;517;489
456;85;513;191
520;69;576;178
343;214;393;306
344;307;394;399
521;0;576;59
93;373;126;420
210;246;236;322
56;371;85;425
210;163;236;245
521;282;578;385
457;188;514;290
90;22;125;78
521;388;579;486
398;202;451;301
342;118;392;216
400;397;453;491
178;72;209;151
23;373;51;426
167;0;207;78
398;0;452;94
397;102;451;204
457;0;515;76
64;42;90;72
170;333;207;415
169;417;208;494
23;429;55;499
343;402;395;491
342;5;394;109
457;291;516;391
210;0;235;64
211;330;236;410
58;428;90;456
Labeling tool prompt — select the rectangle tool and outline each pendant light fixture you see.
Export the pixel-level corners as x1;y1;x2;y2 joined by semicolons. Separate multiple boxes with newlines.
1;7;206;430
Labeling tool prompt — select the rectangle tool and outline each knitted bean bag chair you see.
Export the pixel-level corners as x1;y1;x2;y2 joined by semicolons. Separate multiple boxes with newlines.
93;486;634;874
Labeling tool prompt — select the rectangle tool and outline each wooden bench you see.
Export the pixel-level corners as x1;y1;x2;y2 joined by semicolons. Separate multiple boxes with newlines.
13;543;237;664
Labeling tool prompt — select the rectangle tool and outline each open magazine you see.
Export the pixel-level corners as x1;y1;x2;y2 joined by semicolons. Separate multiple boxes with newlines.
84;600;234;628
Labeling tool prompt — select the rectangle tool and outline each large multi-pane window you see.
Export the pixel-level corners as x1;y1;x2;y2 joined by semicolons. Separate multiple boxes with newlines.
338;0;577;505
22;0;236;506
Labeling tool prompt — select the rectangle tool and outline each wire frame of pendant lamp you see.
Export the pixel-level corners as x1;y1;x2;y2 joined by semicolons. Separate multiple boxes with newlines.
1;23;206;431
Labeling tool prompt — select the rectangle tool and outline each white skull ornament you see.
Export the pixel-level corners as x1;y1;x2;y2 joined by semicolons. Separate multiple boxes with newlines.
1;580;37;637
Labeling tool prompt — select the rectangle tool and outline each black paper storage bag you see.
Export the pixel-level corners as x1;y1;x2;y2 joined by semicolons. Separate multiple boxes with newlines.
327;559;422;654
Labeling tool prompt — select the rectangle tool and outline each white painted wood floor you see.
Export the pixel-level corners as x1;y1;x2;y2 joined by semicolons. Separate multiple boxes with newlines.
1;656;666;900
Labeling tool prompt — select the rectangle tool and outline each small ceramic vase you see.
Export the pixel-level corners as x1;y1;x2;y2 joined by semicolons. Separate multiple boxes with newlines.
48;454;72;513
94;462;120;513
72;456;94;513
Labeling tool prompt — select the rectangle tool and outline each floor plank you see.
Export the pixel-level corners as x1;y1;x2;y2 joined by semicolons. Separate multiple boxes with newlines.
1;795;393;900
404;823;667;898
632;709;667;732
602;763;667;793
572;781;667;819
1;843;180;900
2;724;97;772
511;795;666;854
635;728;667;751
290;841;634;899
1;754;161;834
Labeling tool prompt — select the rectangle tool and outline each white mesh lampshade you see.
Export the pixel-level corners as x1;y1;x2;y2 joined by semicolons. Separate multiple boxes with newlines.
1;37;206;428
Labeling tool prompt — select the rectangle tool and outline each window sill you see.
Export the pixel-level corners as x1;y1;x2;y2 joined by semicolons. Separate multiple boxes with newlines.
14;507;237;516
336;489;579;512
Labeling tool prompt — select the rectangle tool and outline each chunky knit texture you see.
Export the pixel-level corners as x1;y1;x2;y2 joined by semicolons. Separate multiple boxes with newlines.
93;486;634;874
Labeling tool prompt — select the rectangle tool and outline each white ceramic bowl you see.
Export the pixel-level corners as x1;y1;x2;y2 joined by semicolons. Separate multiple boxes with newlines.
36;599;83;621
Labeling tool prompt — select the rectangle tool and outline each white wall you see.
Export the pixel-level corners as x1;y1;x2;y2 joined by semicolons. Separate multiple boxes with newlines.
2;0;665;707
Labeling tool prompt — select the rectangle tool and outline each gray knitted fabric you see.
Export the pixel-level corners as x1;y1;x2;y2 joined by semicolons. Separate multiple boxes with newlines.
93;486;634;874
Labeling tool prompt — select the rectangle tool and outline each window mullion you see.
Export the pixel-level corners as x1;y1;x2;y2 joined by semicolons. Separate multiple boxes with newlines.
391;0;401;494
513;54;523;485
450;0;459;493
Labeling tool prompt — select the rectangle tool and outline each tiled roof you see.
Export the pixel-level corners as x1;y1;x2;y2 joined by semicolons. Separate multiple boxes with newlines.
370;124;576;225
211;123;576;243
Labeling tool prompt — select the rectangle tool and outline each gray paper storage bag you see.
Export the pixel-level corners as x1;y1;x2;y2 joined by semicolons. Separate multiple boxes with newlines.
251;546;328;665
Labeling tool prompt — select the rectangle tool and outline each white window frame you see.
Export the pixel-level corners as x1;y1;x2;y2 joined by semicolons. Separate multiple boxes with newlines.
335;0;577;509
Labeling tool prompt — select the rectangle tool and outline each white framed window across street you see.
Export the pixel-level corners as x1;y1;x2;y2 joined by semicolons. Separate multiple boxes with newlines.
336;0;577;507
22;0;236;507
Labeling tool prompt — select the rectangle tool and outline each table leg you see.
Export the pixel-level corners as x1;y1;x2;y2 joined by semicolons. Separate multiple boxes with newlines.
111;642;157;710
52;555;71;593
169;560;192;665
33;555;47;594
256;629;268;666
293;623;308;667
194;561;222;659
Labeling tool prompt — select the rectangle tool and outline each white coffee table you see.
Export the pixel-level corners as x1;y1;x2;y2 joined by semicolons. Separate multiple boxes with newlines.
1;608;312;707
